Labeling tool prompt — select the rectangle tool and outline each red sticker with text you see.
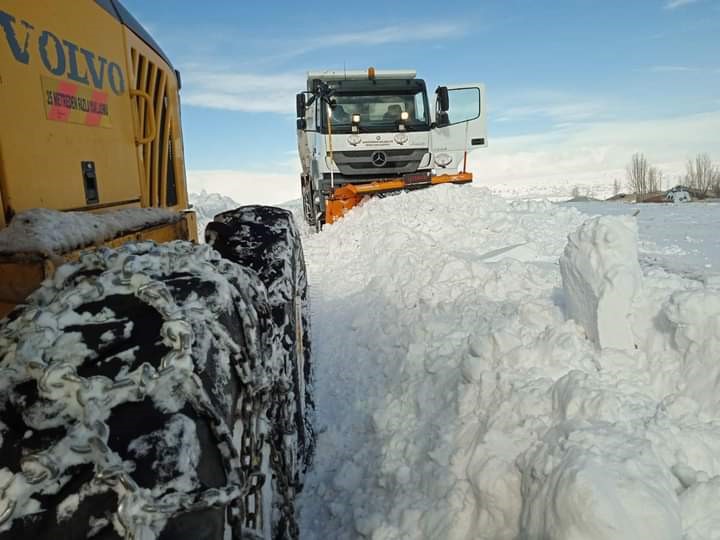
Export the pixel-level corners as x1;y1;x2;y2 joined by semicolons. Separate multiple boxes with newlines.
42;76;112;128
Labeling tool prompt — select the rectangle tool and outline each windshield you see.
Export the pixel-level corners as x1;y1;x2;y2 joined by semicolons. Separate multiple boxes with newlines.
321;90;429;133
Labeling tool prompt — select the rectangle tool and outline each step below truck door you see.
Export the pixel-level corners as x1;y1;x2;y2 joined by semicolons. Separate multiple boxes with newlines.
430;84;486;153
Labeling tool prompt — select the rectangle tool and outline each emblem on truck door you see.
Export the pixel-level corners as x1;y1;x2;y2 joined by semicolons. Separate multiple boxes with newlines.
371;151;387;167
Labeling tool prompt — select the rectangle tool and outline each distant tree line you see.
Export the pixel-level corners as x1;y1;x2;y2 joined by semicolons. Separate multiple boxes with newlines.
625;153;720;196
684;154;720;196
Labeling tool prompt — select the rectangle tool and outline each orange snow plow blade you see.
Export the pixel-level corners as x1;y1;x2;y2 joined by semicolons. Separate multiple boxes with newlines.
325;172;473;224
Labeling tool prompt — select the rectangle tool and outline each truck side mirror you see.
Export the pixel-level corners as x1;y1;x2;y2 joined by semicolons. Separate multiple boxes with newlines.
297;118;307;130
435;111;449;128
436;86;449;113
296;93;306;118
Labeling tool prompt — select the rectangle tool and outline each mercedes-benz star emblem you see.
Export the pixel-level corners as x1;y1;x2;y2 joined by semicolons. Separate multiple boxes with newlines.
371;151;387;167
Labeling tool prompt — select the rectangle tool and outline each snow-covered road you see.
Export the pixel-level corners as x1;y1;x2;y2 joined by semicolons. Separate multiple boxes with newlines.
296;185;720;539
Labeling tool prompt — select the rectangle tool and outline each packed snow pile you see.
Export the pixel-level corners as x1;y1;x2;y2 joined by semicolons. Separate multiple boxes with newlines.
190;190;307;239
297;184;720;539
0;207;178;256
560;216;642;350
189;190;241;238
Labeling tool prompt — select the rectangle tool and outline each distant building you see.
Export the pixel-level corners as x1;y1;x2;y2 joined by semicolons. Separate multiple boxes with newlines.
666;186;691;203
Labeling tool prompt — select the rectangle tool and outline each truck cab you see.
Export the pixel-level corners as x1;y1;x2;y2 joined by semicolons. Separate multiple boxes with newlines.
296;68;486;226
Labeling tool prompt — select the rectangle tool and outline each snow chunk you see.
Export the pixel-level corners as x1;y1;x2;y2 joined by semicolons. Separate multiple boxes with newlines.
56;493;80;522
189;190;240;241
0;468;42;526
519;423;681;540
0;207;180;256
664;289;720;413
560;216;642;350
681;477;720;539
87;516;110;538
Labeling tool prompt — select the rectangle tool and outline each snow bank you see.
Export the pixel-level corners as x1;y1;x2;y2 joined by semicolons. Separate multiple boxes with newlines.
189;190;240;240
664;289;720;413
520;423;681;540
297;184;720;539
560;216;642;350
189;190;307;240
0;207;179;256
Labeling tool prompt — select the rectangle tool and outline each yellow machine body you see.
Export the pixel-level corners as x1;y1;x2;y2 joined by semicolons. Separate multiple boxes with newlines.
0;0;196;315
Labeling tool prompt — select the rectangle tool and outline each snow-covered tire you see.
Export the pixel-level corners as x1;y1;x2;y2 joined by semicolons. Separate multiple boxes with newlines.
301;175;316;229
300;176;323;232
206;205;315;481
0;240;299;539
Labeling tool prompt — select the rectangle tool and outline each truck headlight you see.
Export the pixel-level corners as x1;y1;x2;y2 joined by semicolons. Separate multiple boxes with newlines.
434;153;452;167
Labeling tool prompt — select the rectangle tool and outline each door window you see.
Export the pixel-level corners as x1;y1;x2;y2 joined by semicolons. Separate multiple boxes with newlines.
447;88;481;125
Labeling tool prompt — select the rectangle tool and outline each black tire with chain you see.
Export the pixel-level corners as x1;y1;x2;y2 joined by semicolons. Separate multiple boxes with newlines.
207;205;315;480
0;207;312;539
301;176;317;229
300;176;323;232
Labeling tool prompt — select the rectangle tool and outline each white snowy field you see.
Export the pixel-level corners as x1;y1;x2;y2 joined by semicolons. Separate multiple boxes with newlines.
477;180;617;202
563;200;720;277
289;186;720;540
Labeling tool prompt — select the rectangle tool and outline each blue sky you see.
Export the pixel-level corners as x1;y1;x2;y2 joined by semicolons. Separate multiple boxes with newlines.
122;0;720;201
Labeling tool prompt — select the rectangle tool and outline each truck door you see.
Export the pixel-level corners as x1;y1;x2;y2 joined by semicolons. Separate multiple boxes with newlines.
430;84;486;153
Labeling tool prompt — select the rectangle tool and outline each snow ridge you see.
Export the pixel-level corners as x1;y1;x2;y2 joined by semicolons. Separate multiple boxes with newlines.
0;207;179;256
189;190;241;239
297;184;720;540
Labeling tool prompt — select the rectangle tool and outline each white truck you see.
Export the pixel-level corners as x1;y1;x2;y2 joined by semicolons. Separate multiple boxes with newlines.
296;68;486;226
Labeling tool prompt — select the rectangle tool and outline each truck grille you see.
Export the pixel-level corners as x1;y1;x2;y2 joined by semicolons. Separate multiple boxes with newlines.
332;148;428;176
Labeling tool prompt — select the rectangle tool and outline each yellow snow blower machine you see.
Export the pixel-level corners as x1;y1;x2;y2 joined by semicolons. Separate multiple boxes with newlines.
0;1;313;538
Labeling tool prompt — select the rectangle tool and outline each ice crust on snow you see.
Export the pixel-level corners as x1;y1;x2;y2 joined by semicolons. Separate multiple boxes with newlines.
0;207;179;256
296;184;720;540
560;215;642;350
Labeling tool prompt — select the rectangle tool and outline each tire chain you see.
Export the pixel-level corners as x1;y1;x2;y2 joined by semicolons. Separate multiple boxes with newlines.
0;242;299;539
